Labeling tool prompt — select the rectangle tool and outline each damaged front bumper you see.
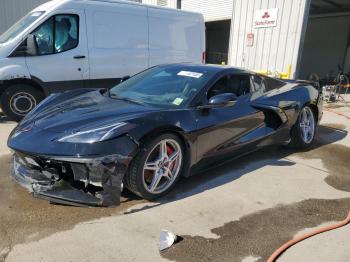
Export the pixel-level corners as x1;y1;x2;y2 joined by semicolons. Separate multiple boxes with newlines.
11;152;132;207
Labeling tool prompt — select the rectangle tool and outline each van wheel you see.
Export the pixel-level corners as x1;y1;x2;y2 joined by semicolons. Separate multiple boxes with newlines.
1;84;44;122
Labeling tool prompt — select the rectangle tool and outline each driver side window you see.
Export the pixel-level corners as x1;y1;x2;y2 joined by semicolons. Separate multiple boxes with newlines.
207;74;251;100
32;14;79;55
32;18;54;55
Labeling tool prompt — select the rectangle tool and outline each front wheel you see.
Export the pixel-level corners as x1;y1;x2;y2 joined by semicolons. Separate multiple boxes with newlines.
125;133;184;200
1;84;44;122
289;106;316;149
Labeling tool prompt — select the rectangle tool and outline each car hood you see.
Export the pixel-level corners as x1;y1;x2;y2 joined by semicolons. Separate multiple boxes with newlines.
26;89;158;133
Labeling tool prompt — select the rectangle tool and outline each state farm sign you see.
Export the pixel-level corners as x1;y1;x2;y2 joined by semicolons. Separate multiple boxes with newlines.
253;8;278;28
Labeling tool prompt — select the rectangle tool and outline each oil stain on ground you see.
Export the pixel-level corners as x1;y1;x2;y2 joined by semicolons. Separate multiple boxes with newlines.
162;124;350;262
161;198;350;262
0;155;144;261
295;123;350;192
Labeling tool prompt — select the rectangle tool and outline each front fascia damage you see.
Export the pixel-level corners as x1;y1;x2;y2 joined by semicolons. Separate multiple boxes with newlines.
11;141;138;207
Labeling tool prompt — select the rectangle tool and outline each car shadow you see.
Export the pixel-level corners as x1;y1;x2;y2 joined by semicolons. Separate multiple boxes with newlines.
123;124;348;214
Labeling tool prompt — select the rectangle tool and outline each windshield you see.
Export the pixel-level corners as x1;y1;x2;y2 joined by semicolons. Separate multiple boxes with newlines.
109;65;216;107
0;11;44;44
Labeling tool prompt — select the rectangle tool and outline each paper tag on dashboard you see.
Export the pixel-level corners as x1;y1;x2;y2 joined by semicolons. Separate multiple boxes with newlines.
173;98;184;106
177;71;203;78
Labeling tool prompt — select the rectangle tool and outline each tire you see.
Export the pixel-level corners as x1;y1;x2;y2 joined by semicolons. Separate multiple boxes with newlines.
289;106;316;149
125;133;185;200
0;84;44;122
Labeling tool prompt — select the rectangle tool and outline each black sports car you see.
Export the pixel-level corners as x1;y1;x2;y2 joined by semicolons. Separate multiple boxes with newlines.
8;64;323;207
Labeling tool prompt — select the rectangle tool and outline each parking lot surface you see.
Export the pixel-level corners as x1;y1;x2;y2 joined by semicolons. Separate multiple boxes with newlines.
0;105;350;262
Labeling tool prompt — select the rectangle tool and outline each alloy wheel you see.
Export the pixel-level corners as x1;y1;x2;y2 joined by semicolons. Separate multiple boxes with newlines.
299;107;315;144
142;138;182;194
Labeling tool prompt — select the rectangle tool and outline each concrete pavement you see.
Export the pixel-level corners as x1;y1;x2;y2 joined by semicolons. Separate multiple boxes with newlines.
0;112;15;157
0;106;350;262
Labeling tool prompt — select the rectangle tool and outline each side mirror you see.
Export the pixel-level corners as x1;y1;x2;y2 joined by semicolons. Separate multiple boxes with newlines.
26;34;38;56
9;34;38;57
120;75;130;83
198;93;237;110
9;38;28;57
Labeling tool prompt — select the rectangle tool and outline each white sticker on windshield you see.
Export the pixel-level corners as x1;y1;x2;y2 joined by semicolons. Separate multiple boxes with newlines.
178;71;203;79
173;98;184;106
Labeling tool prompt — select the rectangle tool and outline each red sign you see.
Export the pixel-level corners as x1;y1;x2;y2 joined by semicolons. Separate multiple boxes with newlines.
262;12;270;19
254;8;278;29
247;33;254;46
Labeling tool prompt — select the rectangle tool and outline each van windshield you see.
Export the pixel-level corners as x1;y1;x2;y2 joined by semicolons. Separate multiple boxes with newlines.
0;11;44;44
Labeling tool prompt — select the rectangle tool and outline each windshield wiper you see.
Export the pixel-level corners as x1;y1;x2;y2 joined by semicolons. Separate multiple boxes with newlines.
110;94;144;105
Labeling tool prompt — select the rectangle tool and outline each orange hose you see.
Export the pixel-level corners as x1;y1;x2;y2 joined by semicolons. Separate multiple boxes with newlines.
267;211;350;262
325;108;350;120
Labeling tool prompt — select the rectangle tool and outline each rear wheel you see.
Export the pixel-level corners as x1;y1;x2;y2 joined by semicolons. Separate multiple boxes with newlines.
0;84;44;122
126;133;184;200
289;106;316;149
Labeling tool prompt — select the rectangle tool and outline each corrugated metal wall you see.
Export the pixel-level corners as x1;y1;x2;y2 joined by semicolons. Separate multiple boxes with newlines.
182;0;233;21
228;0;310;78
0;0;48;34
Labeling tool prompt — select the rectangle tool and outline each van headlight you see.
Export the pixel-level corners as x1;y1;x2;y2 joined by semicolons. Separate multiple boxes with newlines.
57;122;127;143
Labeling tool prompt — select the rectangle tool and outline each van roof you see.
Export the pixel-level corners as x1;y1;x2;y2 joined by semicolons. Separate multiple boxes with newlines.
33;0;202;17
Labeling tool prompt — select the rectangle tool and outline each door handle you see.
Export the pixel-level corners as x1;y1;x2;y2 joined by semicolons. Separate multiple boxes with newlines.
74;55;86;59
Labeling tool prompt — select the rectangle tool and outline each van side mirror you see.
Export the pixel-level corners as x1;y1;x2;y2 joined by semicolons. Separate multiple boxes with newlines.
9;35;38;57
26;34;38;56
120;75;130;83
197;93;237;110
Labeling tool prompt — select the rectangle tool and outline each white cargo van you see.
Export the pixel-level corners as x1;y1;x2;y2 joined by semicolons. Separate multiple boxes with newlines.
0;0;205;121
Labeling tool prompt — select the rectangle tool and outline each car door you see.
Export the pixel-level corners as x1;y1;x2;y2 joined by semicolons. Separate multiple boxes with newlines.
25;10;89;93
195;72;266;166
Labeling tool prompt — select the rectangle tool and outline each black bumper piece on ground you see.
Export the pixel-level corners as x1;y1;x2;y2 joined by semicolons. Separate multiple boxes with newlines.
11;152;131;207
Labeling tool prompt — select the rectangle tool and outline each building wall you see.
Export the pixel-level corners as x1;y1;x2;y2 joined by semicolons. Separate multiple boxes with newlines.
181;0;233;21
228;0;310;79
299;15;350;79
0;0;48;34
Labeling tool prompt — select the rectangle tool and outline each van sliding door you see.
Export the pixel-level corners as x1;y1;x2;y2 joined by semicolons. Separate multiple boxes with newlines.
85;3;149;88
148;8;202;66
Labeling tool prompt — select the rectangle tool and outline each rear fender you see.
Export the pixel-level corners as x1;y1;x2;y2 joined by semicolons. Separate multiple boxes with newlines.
252;85;319;128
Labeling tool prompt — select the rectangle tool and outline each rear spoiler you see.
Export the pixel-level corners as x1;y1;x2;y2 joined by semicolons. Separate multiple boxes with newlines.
284;79;320;90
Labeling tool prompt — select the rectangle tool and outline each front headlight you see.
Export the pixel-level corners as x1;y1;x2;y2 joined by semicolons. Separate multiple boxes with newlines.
57;122;127;143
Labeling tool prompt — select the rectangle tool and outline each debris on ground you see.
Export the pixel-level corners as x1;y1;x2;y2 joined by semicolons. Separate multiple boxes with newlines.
159;229;177;251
